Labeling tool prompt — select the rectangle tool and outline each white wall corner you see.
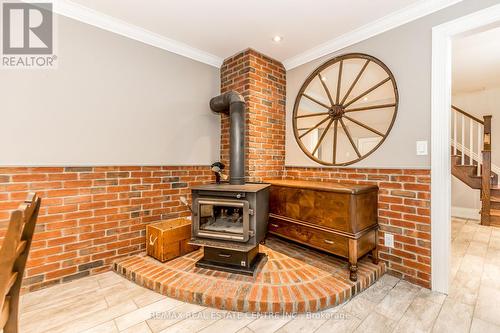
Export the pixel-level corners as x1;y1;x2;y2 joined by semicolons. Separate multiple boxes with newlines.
431;23;452;295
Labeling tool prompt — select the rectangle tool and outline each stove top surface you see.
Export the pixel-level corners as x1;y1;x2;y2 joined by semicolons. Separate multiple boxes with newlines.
190;182;270;192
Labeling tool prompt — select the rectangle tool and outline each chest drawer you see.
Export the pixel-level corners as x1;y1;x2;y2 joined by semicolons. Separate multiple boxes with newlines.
268;216;349;258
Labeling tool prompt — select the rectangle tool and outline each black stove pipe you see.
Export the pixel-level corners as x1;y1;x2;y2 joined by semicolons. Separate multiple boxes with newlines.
209;91;245;185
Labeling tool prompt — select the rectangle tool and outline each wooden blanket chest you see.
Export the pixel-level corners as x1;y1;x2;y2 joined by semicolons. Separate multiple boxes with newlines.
268;180;379;281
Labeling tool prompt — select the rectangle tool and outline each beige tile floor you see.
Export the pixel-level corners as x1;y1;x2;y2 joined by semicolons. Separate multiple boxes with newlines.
12;218;500;333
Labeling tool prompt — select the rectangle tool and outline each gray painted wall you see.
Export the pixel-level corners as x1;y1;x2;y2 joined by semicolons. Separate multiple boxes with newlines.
0;15;220;166
286;0;500;169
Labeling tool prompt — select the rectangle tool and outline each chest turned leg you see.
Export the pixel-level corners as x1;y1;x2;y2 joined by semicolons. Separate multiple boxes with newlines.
348;239;358;282
371;229;380;265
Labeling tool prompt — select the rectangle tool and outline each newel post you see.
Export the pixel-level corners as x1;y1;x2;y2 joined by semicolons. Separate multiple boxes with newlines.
481;115;492;226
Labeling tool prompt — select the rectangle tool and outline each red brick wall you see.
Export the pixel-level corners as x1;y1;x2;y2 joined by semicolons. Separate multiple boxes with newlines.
285;167;431;288
220;49;286;182
0;166;212;292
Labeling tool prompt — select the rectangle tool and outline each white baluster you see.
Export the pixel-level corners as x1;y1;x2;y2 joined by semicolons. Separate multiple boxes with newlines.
461;114;465;165
453;110;457;155
469;118;473;166
477;123;482;176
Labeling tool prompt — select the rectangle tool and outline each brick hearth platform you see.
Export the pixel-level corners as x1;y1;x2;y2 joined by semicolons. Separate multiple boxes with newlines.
113;236;385;314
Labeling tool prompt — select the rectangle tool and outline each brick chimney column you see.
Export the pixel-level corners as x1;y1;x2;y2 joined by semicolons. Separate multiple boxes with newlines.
219;49;286;182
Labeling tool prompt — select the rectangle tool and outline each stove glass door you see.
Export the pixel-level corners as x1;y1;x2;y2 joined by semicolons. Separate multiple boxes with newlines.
194;199;249;242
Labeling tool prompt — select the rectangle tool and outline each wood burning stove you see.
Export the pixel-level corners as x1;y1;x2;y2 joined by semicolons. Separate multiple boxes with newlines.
188;91;270;276
189;183;269;275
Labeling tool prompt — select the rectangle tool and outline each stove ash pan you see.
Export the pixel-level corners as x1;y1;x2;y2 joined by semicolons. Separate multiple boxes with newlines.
190;183;270;249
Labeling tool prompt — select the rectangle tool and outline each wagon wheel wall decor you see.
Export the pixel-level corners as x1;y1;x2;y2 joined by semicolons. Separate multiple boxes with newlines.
293;53;398;166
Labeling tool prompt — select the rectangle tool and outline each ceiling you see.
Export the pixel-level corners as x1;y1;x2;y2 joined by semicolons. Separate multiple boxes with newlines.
60;0;462;69
453;26;500;93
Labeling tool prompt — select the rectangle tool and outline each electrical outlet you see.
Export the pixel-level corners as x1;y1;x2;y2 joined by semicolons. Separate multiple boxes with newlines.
384;233;394;248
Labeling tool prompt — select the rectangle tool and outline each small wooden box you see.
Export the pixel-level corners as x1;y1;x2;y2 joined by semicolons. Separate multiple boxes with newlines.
146;218;199;262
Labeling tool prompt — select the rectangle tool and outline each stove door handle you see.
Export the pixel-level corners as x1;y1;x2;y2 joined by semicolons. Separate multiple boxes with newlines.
218;253;232;258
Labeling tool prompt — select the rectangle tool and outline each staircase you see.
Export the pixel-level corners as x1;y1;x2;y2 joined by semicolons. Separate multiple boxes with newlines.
451;105;499;227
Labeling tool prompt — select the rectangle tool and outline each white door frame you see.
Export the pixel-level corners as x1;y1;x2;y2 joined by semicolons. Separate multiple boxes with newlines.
431;3;500;294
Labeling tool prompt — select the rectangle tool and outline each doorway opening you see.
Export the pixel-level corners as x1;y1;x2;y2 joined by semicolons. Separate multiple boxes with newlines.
431;3;500;294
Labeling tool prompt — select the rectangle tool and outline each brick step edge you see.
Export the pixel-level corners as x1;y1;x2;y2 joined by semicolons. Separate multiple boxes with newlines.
112;255;386;314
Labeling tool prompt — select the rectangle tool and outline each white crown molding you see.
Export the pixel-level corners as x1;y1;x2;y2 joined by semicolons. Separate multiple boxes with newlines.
25;0;462;69
283;0;464;70
50;0;223;68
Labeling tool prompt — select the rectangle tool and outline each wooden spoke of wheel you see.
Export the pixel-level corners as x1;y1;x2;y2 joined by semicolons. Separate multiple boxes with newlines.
344;77;391;108
336;60;343;105
318;73;334;106
312;118;334;155
344;115;384;137
345;103;396;113
332;119;338;164
340;60;370;105
340;119;361;158
299;116;331;139
295;112;329;119
302;93;331;110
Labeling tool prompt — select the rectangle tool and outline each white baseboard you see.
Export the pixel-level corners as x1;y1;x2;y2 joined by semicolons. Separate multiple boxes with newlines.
451;206;480;220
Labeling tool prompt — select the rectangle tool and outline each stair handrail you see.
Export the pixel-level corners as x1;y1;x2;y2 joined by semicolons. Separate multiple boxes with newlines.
452;105;484;125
